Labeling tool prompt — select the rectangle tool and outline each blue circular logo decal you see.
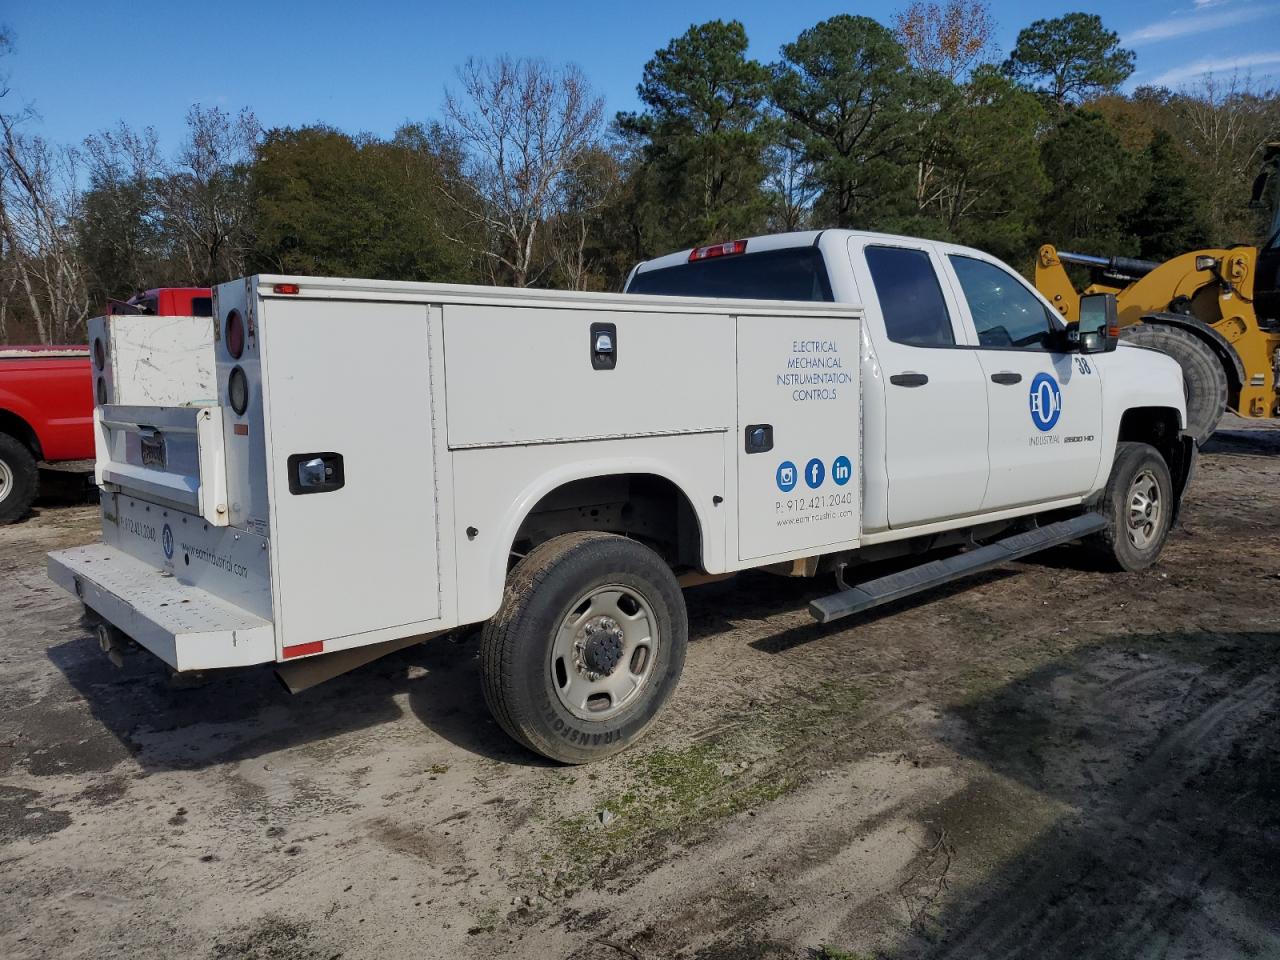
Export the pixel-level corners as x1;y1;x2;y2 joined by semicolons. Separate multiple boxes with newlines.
804;458;826;489
831;455;853;486
776;460;798;492
1029;372;1062;432
162;523;174;560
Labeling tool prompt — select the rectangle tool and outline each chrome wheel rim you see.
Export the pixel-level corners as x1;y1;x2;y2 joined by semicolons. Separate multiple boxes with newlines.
0;458;12;505
550;583;659;722
1126;469;1162;550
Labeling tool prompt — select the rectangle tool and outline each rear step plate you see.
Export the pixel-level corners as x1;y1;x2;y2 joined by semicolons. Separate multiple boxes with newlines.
809;512;1107;624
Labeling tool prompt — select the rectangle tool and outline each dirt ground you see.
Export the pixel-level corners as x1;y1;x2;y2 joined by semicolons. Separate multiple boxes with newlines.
2;419;1279;960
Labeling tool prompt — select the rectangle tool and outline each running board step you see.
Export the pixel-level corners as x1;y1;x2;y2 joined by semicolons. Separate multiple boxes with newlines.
808;512;1108;625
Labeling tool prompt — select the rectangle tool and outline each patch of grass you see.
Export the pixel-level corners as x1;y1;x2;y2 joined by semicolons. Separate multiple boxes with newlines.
547;679;864;879
810;947;873;960
554;740;799;870
953;663;1006;703
210;915;326;960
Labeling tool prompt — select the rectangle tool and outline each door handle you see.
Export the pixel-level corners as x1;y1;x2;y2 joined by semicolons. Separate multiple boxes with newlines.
889;372;929;387
990;372;1023;385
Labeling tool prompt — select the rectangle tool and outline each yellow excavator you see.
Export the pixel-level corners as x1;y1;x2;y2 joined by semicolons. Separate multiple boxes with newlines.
1035;143;1280;443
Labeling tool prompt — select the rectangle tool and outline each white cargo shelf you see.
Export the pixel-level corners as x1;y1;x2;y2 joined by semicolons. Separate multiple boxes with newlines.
48;544;273;672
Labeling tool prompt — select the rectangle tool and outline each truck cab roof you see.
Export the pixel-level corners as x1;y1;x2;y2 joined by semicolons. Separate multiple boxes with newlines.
626;229;1034;307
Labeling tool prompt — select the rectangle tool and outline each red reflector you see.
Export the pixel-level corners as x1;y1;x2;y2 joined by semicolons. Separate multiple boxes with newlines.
688;239;748;262
283;641;324;659
233;423;249;436
274;283;300;295
225;309;245;359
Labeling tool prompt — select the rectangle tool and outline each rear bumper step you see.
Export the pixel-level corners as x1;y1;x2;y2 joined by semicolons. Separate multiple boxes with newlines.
809;512;1108;624
48;544;275;672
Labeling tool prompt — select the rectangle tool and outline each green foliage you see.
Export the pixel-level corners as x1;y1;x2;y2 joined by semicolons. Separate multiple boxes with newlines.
248;124;480;283
617;20;773;251
1037;110;1142;256
1126;129;1211;260
1003;13;1135;107
928;65;1048;262
771;15;921;229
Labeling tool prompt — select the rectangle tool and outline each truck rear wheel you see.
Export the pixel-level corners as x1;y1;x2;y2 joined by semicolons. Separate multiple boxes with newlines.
0;432;38;525
1091;441;1174;572
481;532;687;763
1119;324;1227;444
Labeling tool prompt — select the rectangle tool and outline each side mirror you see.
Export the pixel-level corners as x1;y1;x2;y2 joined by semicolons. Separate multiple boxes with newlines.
1070;293;1120;354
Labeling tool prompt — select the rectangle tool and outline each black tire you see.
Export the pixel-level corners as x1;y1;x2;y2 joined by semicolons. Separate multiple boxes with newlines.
0;432;39;525
1119;323;1227;444
481;532;687;764
1091;441;1174;572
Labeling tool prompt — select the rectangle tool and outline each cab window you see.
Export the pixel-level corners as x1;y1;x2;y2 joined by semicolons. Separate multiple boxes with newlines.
627;247;833;301
864;245;955;347
948;255;1059;349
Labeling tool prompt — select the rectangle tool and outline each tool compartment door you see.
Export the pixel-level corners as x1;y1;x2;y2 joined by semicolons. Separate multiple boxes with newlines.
262;300;441;648
737;314;862;562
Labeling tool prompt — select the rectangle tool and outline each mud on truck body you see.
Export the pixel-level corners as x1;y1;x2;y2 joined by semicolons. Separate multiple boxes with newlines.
48;231;1192;762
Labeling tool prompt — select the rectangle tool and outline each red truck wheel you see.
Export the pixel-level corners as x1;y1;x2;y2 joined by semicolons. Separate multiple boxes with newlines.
0;433;38;525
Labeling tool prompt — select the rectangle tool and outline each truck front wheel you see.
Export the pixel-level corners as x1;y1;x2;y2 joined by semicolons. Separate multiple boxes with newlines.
0;432;38;525
1091;441;1174;572
481;532;687;763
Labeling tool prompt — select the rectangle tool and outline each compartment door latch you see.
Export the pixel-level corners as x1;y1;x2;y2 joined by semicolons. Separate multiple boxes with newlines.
590;322;617;370
288;453;345;495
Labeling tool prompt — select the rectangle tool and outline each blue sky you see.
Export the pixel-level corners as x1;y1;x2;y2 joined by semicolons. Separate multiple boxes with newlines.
4;0;1279;153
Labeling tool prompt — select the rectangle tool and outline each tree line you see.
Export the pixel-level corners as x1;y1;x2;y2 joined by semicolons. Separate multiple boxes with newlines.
2;5;1278;343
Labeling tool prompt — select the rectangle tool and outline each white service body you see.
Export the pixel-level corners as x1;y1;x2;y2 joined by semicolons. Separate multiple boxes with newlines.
51;278;866;670
49;229;1187;674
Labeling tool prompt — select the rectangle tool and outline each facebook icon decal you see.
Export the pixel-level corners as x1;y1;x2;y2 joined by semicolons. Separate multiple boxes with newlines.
831;455;852;485
804;458;825;489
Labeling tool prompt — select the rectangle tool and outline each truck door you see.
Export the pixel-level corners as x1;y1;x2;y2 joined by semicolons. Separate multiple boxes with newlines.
943;253;1103;511
848;239;989;528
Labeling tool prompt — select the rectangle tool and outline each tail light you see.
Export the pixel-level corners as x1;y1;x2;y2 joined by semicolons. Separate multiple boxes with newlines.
228;366;249;415
92;337;105;370
688;240;748;262
225;309;245;359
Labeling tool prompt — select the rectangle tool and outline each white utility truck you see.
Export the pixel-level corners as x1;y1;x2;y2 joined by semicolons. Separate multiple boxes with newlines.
48;230;1192;763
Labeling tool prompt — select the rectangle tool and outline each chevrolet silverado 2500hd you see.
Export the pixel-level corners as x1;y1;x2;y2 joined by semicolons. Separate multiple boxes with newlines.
48;230;1191;762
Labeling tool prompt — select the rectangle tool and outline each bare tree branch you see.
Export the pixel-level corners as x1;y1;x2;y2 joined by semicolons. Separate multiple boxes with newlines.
440;56;604;286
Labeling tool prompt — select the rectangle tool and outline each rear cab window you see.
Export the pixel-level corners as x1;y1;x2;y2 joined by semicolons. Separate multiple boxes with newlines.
626;247;834;302
863;245;955;347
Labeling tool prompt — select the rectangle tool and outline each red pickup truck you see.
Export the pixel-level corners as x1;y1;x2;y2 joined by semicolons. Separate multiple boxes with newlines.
0;347;93;523
0;288;211;524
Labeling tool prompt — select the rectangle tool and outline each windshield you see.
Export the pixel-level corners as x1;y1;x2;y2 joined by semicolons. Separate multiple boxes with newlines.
627;247;834;301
